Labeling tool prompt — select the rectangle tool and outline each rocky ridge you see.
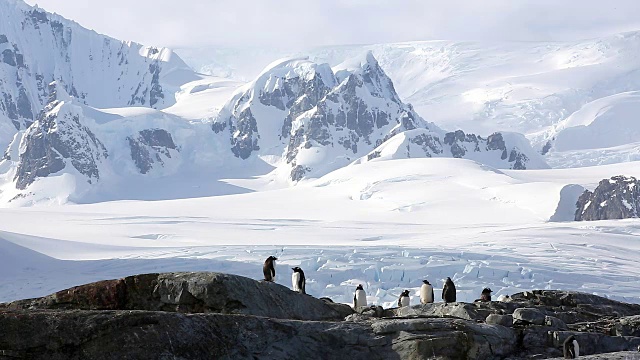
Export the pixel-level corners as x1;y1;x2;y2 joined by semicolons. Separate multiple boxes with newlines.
1;272;640;359
575;175;640;221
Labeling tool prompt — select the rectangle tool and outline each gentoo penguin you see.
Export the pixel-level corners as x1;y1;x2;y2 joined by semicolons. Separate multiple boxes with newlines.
353;284;367;309
263;256;277;282
291;267;306;294
442;277;456;303
480;288;492;302
563;335;579;359
420;280;434;304
398;290;411;307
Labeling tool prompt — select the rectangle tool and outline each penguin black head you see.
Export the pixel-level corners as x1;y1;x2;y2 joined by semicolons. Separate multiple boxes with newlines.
401;290;410;297
292;267;302;273
422;280;430;285
356;284;364;291
482;288;492;294
266;256;277;262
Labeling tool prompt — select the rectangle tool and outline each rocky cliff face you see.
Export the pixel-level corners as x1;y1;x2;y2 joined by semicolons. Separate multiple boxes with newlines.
2;273;640;359
13;83;107;190
575;175;640;221
0;0;192;149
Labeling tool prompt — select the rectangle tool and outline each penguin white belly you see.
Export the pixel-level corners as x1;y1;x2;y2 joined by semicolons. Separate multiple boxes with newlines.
354;289;367;308
292;272;301;292
573;340;579;357
420;284;434;304
400;296;410;307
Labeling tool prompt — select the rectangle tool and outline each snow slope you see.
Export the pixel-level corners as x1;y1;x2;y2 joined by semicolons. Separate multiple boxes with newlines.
2;158;640;307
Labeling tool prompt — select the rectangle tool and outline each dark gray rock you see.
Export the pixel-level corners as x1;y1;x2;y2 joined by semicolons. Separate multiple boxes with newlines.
486;313;513;327
576;175;640;221
547;352;640;360
373;317;517;359
0;309;392;360
3;281;640;360
545;315;568;330
127;128;177;174
513;307;547;325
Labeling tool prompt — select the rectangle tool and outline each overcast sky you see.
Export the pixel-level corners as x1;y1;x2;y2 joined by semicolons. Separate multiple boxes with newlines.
23;0;640;48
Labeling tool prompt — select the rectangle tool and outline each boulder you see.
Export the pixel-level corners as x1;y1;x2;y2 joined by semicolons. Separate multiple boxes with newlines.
513;308;547;325
486;314;513;327
388;301;498;321
372;317;517;359
2;272;353;321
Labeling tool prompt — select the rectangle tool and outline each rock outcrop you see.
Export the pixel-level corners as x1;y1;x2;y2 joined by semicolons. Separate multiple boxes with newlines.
13;83;108;190
127;128;178;174
2;274;640;359
3;272;353;321
575;175;640;221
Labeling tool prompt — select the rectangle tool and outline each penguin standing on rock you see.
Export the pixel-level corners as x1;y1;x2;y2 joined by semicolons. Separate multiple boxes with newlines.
442;277;456;303
420;280;434;304
398;290;411;307
353;284;367;309
291;267;306;294
563;335;579;359
263;256;277;282
480;288;492;302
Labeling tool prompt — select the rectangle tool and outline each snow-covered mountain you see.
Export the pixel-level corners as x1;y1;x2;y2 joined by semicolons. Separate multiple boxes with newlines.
0;51;546;204
178;32;640;167
0;0;195;151
212;53;546;182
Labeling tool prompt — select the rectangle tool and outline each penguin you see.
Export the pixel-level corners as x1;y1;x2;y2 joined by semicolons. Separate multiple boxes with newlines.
497;294;511;302
398;290;411;307
353;284;367;309
480;288;492;302
263;256;277;282
442;277;456;303
420;279;434;304
563;335;579;359
291;267;306;294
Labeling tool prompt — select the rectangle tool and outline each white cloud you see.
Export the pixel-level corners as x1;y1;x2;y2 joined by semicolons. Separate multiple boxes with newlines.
23;0;640;48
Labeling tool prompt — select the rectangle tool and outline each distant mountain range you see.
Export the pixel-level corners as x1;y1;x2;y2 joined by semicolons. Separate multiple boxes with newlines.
6;0;640;206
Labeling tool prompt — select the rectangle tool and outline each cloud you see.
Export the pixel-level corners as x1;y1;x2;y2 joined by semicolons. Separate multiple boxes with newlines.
23;0;640;48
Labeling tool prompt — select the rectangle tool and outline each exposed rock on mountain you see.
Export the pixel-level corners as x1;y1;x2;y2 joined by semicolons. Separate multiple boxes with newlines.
575;175;640;221
127;128;178;174
2;274;640;359
13;83;107;190
0;0;193;149
357;128;549;170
